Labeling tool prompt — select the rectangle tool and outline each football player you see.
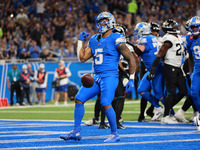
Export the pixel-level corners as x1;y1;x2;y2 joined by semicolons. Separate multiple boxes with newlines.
131;22;165;121
174;18;198;123
60;12;138;142
187;16;200;131
148;19;187;124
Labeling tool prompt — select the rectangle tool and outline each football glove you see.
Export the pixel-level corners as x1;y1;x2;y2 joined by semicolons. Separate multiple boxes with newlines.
78;31;89;41
125;79;134;94
147;72;155;81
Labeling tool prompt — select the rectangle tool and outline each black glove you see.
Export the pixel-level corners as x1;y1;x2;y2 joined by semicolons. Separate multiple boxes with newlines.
147;72;155;81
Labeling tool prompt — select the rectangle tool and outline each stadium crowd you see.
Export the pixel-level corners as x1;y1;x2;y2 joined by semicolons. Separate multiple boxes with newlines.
0;0;199;61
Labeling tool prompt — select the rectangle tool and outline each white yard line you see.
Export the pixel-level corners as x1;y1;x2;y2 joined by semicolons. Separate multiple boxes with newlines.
0;131;198;144
2;138;200;150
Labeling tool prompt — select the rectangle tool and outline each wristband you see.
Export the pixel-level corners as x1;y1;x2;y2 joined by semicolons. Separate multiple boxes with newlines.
129;74;135;79
77;40;83;62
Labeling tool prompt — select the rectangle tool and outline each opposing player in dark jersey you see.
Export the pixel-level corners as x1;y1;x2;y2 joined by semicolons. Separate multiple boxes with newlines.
148;19;187;124
60;12;137;143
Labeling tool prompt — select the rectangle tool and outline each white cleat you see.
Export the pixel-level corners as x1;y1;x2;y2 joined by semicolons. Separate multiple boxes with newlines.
55;101;58;106
174;108;189;123
161;116;179;124
194;116;200;132
152;106;164;121
84;118;99;126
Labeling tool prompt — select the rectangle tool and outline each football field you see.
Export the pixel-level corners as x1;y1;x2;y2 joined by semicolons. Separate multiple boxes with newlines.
0;100;200;149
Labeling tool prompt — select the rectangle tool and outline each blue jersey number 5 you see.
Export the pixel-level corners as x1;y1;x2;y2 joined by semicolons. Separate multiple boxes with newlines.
95;48;103;64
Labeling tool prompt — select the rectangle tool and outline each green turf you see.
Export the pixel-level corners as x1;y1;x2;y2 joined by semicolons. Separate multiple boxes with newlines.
0;99;194;121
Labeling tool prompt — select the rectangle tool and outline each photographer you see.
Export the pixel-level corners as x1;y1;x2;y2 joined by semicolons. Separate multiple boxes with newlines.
54;60;71;106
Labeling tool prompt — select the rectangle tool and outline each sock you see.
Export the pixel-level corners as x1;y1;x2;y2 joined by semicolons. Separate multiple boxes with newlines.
146;104;154;118
164;94;175;117
115;98;125;125
104;106;117;133
74;103;85;130
94;97;101;120
141;91;160;108
100;108;106;125
182;96;193;111
139;97;147;120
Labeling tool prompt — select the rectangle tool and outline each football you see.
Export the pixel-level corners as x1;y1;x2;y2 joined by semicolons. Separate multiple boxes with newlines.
81;74;94;88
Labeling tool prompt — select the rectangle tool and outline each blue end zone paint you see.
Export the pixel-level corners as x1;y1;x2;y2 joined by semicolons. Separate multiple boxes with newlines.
0;120;200;150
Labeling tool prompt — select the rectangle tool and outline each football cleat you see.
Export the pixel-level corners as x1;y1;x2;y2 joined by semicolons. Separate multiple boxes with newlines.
174;109;189;123
152;106;164;121
194;116;200;132
84;118;99;126
98;123;110;129
104;132;120;143
117;124;126;129
60;129;82;141
161;116;179;124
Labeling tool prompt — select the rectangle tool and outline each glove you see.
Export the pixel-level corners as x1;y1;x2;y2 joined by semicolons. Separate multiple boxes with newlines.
125;79;134;94
147;72;155;81
78;31;89;41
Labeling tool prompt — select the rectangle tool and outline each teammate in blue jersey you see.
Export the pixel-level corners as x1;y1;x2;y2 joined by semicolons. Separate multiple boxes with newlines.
60;12;137;143
187;16;200;131
132;23;164;121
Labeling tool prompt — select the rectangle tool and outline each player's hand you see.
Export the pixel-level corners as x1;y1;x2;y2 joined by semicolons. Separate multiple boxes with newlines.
147;72;155;81
125;79;134;94
78;31;89;41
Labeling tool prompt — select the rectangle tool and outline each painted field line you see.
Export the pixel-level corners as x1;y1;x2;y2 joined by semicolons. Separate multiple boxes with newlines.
0;131;198;144
2;138;200;150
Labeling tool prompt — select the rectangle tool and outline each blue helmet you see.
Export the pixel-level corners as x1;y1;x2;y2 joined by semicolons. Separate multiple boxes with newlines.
133;22;150;40
189;16;200;35
96;12;116;34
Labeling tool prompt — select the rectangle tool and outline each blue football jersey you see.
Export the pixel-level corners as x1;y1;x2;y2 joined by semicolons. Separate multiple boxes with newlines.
138;35;162;71
188;37;200;66
89;32;126;77
186;32;193;53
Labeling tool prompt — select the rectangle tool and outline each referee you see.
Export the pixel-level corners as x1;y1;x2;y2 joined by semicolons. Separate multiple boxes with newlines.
7;63;22;106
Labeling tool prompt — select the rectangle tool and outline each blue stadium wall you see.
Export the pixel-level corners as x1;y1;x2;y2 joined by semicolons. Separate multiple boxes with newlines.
0;62;139;104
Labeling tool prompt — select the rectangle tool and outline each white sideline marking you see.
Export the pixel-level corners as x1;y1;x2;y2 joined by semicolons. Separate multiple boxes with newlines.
0;110;141;114
2;138;200;149
0;131;198;144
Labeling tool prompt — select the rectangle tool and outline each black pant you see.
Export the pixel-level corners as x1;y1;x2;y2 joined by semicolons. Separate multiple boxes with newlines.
21;87;31;105
163;64;187;116
10;81;21;105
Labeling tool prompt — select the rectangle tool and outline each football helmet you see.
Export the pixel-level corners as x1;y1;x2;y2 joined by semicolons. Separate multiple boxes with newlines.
162;19;180;34
133;22;150;39
150;22;160;32
185;19;191;32
96;12;116;34
189;16;200;35
113;24;127;36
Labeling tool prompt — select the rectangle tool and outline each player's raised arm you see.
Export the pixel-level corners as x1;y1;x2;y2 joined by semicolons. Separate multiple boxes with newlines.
77;31;92;62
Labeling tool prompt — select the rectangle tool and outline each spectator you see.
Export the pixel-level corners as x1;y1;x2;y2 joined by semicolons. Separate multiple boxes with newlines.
7;63;22;106
19;64;32;105
40;49;53;61
15;8;29;27
54;60;71;106
57;41;68;59
53;16;66;42
29;40;41;58
19;49;29;59
128;0;138;24
40;34;49;51
35;63;47;105
36;0;48;20
31;23;42;46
